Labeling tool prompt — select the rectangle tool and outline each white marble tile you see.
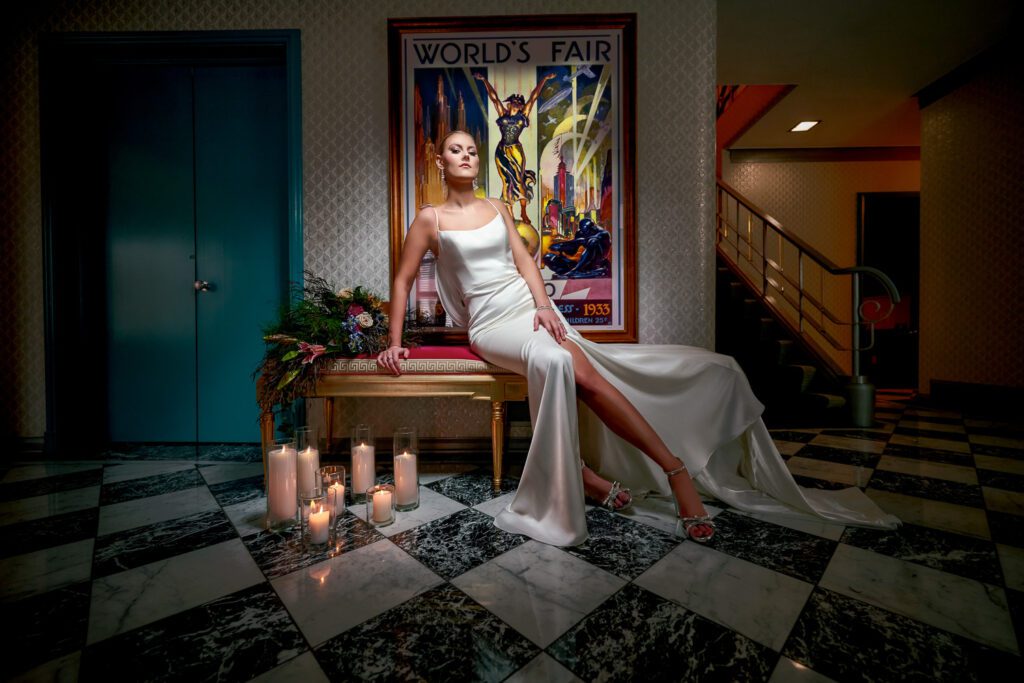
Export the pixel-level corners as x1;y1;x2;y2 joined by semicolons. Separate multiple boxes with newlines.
625;495;723;537
2;463;101;484
0;539;94;603
786;457;871;487
87;539;264;644
965;418;1024;430
905;408;963;419
472;491;515;518
452;540;626;648
769;657;837;683
865;489;989;539
98;485;219;536
729;508;845;541
102;462;196;484
969;434;1024;450
0;486;100;527
635;543;813;651
348;486;465;536
774;440;808;456
897;419;966;434
983;487;1024;516
808;435;887;454
997;544;1024;593
418;464;478;484
505;652;582;683
223;496;270;538
820;543;1017;654
9;650;81;683
199;462;264;486
250;652;329;683
888;434;971;454
875;456;977;485
975;455;1024;476
272;540;442;645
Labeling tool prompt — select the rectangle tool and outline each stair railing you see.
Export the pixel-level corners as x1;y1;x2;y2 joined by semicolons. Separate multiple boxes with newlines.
715;180;901;425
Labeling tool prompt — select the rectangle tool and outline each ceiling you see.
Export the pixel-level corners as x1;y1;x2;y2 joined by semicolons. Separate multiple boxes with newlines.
717;0;1015;148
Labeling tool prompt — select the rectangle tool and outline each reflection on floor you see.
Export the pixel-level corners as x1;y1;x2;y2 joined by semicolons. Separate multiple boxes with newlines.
3;391;1022;680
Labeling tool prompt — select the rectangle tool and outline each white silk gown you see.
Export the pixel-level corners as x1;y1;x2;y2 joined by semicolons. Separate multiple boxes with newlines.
433;207;900;547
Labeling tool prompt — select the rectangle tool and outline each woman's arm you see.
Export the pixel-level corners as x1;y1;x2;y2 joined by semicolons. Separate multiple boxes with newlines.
523;73;555;117
493;201;568;344
377;209;433;374
474;73;506;117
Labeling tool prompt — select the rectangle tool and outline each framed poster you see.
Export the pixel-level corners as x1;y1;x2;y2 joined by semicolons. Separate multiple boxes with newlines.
388;14;637;342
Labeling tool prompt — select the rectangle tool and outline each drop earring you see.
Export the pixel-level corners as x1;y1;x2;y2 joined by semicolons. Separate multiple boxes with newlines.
440;168;446;185
472;178;478;191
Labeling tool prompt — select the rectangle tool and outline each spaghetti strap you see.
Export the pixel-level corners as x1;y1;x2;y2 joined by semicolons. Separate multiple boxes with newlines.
483;198;502;219
431;206;440;238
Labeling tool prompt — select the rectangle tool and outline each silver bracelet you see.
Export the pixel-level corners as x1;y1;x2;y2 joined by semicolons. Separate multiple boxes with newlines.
536;305;554;311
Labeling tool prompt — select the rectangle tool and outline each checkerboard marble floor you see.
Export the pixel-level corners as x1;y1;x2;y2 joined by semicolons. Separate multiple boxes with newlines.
4;392;1023;681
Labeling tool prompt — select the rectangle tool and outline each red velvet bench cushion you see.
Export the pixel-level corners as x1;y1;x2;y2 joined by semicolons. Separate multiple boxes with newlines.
324;345;513;375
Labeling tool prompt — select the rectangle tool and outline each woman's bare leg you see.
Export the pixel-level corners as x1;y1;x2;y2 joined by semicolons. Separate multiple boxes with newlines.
562;340;713;537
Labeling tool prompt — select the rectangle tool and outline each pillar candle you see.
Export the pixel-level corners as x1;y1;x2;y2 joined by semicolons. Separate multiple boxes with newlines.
297;446;320;495
308;502;330;544
372;488;392;522
328;481;346;514
394;451;418;506
351;443;375;495
267;446;297;522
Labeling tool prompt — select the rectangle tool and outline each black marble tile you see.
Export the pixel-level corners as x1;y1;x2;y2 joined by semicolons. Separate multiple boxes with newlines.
895;425;969;442
820;428;893;441
1;581;90;678
79;582;306;682
769;430;818;443
563;509;679;581
93;509;237;578
197;443;262;462
549;583;775;682
989;511;1024;548
868;470;984;508
390;508;525;580
706;511;837;583
841;523;1003;585
425;472;519;507
882;442;975;466
978;468;1024;493
99;467;203;506
0;467;103;502
101;443;198;460
783;587;1017;682
1007;588;1024;658
972;443;1024;460
208;474;265;507
243;511;383;580
899;414;964;426
795;445;881;468
315;582;537;681
792;474;859;491
0;508;99;560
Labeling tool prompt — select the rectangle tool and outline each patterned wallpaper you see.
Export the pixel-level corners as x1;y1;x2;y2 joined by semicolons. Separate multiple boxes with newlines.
720;156;920;373
919;48;1024;393
2;0;716;439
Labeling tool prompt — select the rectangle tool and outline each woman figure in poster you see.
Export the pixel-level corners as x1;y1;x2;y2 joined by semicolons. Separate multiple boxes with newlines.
378;130;899;547
474;72;555;224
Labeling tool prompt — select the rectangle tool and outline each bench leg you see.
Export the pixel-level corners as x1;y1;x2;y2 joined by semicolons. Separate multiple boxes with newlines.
259;411;275;493
323;397;335;455
491;400;505;490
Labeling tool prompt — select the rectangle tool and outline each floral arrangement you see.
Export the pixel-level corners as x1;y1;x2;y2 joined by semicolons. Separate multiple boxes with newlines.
255;273;417;413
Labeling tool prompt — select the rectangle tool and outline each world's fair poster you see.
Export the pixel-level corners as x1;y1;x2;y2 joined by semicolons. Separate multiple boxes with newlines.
388;15;637;342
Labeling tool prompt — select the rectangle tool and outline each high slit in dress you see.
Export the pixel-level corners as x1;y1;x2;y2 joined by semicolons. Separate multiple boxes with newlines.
431;202;899;547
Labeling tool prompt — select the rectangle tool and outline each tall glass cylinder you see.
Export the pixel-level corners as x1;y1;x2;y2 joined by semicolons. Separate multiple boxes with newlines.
321;465;346;530
300;489;329;547
350;424;375;503
266;437;297;529
393;427;419;511
295;426;320;497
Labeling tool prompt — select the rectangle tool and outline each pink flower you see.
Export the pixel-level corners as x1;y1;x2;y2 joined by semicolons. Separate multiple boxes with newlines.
298;342;327;365
347;304;364;316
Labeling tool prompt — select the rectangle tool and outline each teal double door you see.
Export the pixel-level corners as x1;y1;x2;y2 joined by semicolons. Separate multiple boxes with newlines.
102;62;288;442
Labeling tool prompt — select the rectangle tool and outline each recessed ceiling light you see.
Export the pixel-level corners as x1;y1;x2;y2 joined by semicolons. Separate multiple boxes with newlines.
790;121;820;132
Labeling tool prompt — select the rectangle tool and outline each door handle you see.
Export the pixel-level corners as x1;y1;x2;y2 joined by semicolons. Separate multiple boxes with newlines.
194;280;212;292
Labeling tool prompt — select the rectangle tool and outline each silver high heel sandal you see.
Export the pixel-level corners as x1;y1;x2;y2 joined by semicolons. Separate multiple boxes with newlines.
664;463;715;542
582;459;632;512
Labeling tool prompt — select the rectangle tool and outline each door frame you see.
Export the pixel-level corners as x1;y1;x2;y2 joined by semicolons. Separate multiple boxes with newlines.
39;30;303;454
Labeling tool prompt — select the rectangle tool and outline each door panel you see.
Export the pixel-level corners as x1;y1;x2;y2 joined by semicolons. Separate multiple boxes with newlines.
105;65;198;441
194;65;288;441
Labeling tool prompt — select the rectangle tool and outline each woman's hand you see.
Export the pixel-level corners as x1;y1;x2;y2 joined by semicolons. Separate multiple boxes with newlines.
534;308;568;344
376;345;410;376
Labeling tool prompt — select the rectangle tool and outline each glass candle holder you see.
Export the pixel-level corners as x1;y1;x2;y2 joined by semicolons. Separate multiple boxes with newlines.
320;465;347;526
300;489;330;547
393;427;419;511
350;424;375;503
266;437;297;530
365;483;395;527
295;426;321;499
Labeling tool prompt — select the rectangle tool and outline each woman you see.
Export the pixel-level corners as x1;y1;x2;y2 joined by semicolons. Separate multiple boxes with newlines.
473;72;554;223
378;130;899;547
